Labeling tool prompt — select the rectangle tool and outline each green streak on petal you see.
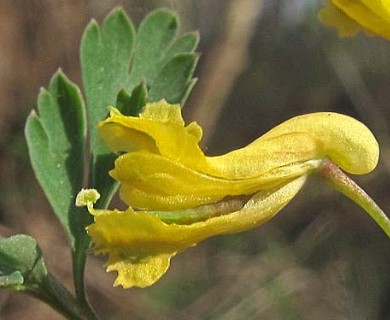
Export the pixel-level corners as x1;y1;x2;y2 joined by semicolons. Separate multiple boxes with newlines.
150;195;251;225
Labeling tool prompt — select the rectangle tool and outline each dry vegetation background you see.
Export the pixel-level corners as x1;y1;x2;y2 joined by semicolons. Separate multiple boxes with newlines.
1;0;390;319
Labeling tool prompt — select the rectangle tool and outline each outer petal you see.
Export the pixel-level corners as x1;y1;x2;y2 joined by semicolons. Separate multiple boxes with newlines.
208;113;377;178
86;176;306;288
319;0;390;40
98;100;209;171
103;105;379;210
102;106;379;180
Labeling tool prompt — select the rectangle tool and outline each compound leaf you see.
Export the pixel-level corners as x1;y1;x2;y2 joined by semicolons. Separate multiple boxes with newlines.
25;71;88;254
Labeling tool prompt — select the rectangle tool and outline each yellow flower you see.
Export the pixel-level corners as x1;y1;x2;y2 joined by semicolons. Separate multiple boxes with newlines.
86;100;381;288
319;0;390;41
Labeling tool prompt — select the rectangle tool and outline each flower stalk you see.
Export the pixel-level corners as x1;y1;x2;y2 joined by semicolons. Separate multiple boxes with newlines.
29;273;99;320
319;159;390;237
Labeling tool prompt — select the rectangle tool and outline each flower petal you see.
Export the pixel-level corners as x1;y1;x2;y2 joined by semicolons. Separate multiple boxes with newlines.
319;0;390;40
86;176;306;288
318;1;363;37
101;105;379;180
252;112;379;175
111;149;319;210
106;253;175;289
99;100;208;171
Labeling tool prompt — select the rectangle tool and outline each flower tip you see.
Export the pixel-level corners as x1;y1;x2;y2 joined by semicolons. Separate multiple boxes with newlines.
109;107;122;116
75;188;101;207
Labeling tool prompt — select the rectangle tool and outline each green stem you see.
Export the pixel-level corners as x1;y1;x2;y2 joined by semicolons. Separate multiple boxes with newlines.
29;273;98;320
72;248;99;320
72;184;117;319
318;159;390;237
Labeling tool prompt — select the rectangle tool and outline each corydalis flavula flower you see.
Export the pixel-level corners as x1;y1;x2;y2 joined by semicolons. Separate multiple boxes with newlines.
319;0;390;40
83;100;389;288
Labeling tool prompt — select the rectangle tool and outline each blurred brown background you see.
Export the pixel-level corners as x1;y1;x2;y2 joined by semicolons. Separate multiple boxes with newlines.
1;0;390;319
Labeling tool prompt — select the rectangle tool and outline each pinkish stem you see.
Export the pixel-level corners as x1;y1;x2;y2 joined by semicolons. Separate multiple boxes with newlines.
318;159;390;237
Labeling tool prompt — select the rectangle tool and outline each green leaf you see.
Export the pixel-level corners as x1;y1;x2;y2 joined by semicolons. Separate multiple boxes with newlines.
0;235;94;319
116;81;148;116
0;270;23;289
160;31;199;71
80;8;136;153
127;9;179;85
80;8;199;206
148;53;198;104
127;11;199;100
0;235;47;291
25;71;89;253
